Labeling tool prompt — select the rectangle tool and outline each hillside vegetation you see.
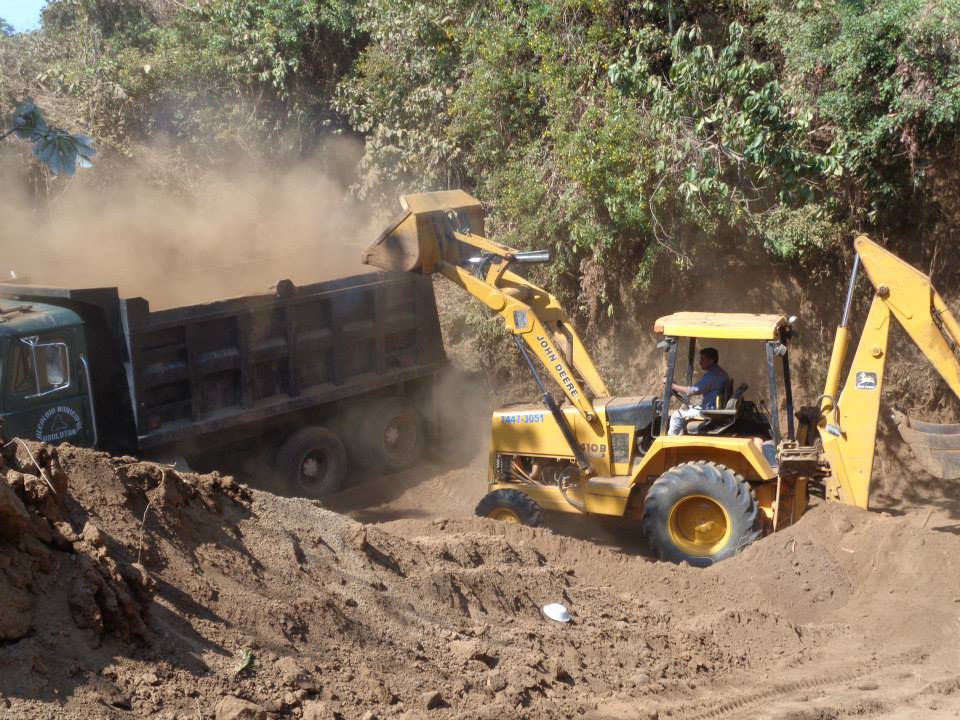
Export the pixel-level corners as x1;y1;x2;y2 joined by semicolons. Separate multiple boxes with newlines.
2;0;958;359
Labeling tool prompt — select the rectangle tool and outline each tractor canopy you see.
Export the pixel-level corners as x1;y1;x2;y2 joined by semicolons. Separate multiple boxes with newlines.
654;312;789;341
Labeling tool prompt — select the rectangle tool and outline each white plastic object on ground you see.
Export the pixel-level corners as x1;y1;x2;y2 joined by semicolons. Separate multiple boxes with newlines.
542;603;571;623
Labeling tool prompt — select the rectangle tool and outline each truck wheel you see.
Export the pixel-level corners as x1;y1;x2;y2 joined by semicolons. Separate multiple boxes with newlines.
641;461;760;567
475;489;544;527
275;427;347;499
360;397;423;471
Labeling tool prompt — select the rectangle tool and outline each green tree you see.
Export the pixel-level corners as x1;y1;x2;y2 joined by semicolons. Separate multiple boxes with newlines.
337;0;960;319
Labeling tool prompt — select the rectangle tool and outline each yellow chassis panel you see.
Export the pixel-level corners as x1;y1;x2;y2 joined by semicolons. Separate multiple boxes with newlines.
487;434;779;520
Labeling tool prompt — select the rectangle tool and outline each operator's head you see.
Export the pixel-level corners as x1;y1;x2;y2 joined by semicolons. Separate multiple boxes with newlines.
699;347;719;370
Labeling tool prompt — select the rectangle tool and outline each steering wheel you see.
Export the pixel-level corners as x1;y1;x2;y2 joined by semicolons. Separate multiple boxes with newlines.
671;389;691;407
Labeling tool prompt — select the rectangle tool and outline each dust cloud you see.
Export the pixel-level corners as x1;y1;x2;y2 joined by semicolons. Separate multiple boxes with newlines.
0;140;393;309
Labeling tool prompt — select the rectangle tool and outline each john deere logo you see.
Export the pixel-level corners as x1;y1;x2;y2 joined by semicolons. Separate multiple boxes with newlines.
35;406;82;443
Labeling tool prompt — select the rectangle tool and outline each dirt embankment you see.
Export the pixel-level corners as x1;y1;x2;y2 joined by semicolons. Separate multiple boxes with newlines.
1;440;959;719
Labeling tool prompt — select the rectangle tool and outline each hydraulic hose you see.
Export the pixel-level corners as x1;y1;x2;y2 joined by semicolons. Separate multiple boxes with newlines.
512;335;592;474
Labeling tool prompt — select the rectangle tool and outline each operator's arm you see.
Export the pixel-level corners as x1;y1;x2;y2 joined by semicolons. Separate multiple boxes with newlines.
671;381;700;396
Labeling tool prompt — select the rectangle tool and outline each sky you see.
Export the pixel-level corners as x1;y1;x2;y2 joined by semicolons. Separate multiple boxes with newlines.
0;0;46;33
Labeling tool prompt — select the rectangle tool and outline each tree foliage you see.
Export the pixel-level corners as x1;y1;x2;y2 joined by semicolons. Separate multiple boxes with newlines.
339;0;960;313
2;0;958;318
22;0;360;161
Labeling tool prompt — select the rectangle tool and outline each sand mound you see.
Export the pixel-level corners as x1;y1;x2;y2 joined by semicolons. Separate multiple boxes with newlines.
2;443;960;719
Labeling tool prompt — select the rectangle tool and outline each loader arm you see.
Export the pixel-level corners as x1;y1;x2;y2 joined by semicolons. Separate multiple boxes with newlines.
818;235;960;508
362;191;610;426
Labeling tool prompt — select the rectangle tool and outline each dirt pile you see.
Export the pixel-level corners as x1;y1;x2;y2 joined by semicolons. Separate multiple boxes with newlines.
0;440;156;646
2;443;960;719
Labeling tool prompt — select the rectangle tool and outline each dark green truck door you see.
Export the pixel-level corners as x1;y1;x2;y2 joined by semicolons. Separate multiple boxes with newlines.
2;327;95;447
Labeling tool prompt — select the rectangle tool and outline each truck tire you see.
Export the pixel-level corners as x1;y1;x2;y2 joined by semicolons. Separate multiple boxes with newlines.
475;489;544;527
275;427;347;499
641;461;760;567
358;397;423;472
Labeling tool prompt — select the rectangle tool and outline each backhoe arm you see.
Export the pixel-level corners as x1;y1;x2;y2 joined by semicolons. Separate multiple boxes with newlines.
362;191;610;424
818;235;960;508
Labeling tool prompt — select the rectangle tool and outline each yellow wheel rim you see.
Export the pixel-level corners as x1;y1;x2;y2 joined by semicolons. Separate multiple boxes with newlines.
488;507;522;523
667;495;732;557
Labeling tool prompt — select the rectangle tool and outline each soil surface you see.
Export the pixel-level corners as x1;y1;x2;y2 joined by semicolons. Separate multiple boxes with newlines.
2;438;960;720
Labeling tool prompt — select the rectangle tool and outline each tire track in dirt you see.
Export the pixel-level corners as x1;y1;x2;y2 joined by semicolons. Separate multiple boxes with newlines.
593;650;938;720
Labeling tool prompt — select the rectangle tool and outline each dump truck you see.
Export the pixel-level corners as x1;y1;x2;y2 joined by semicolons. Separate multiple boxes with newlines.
362;190;960;566
0;273;447;497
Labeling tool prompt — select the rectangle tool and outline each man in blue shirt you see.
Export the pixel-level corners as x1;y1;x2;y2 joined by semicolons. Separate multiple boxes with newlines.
667;347;729;435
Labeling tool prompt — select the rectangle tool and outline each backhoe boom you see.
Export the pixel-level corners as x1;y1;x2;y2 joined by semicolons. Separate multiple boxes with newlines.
819;235;960;507
363;191;610;425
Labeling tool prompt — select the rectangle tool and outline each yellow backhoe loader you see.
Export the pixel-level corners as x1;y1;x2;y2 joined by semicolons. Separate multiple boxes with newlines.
362;190;960;566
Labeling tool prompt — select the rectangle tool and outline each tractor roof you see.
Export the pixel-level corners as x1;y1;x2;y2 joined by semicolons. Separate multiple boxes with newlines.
654;312;787;340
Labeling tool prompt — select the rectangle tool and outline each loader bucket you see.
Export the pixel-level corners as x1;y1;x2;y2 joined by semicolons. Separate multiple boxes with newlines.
361;190;485;274
892;409;960;479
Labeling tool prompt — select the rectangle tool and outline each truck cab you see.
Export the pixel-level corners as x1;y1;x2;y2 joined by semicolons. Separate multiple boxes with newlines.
0;302;95;447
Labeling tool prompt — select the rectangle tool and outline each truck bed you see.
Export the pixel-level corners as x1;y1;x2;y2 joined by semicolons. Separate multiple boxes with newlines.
1;273;446;451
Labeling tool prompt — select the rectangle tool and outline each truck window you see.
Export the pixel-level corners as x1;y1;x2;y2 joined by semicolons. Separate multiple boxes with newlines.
11;336;71;397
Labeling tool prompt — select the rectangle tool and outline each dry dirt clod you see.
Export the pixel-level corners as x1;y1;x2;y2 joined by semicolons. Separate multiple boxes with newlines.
486;670;507;693
214;695;266;720
449;638;495;667
136;671;161;687
0;480;31;540
549;658;573;684
274;656;316;690
82;521;105;547
421;690;446;710
262;698;283;713
4;469;25;493
301;700;336;720
52;520;79;545
631;672;652;687
0;582;33;641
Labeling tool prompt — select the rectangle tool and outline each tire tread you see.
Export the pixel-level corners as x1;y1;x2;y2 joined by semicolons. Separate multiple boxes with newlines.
641;460;760;566
475;489;544;527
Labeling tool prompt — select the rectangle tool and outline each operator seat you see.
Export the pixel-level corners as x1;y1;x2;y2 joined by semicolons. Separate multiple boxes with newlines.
684;382;748;435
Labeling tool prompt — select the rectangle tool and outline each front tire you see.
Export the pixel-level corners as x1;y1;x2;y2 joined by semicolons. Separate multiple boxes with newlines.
475;489;544;527
275;427;347;499
642;461;760;567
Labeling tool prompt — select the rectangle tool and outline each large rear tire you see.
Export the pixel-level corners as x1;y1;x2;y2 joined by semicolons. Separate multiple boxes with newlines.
357;397;423;472
275;427;347;499
475;489;544;527
642;461;760;567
